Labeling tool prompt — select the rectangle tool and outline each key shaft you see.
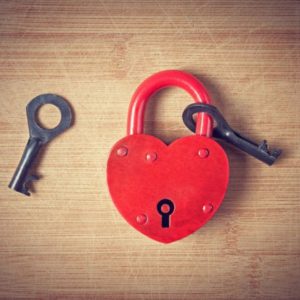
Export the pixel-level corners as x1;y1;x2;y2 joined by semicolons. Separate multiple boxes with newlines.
9;138;43;195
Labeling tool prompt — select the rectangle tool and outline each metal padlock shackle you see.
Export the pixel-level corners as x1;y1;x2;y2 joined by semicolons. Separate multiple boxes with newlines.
127;70;213;137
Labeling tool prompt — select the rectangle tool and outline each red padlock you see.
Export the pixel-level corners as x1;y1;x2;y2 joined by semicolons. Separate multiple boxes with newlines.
107;70;229;243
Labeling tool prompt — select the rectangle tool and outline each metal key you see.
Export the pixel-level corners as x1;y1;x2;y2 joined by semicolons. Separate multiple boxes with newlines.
9;94;73;196
182;103;282;165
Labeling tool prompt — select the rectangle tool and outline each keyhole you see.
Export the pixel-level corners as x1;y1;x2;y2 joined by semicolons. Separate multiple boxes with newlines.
157;199;175;228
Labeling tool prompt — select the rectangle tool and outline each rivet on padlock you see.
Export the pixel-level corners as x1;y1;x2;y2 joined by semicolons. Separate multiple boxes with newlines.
107;70;229;243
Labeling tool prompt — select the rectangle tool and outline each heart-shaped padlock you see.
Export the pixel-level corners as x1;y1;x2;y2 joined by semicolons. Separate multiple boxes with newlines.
107;70;229;243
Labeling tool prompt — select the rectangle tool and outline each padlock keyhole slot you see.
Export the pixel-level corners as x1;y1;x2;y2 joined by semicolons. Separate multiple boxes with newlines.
157;199;175;228
161;203;171;214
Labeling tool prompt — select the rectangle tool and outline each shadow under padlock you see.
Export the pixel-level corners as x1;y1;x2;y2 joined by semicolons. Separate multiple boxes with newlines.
107;70;230;243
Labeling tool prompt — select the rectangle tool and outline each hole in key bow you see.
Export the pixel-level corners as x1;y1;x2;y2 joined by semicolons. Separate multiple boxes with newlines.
36;104;62;130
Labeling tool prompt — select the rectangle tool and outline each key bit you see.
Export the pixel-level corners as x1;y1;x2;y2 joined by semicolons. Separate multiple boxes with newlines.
9;94;73;196
182;103;282;166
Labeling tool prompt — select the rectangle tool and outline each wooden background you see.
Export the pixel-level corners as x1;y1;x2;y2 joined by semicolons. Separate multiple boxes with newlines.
0;0;299;299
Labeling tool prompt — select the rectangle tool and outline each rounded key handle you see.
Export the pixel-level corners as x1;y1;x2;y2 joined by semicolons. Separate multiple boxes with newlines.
27;93;72;144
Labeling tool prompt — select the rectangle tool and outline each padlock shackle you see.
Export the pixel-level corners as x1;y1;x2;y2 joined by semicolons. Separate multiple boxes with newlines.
127;70;213;136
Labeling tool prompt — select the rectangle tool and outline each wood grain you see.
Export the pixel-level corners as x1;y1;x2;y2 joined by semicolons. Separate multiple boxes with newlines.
0;0;299;299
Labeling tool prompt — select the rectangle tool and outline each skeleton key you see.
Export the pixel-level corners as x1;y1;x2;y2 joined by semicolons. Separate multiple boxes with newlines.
9;94;73;196
182;103;281;165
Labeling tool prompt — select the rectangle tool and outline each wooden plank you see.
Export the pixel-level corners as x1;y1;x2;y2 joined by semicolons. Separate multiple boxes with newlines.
0;0;299;299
